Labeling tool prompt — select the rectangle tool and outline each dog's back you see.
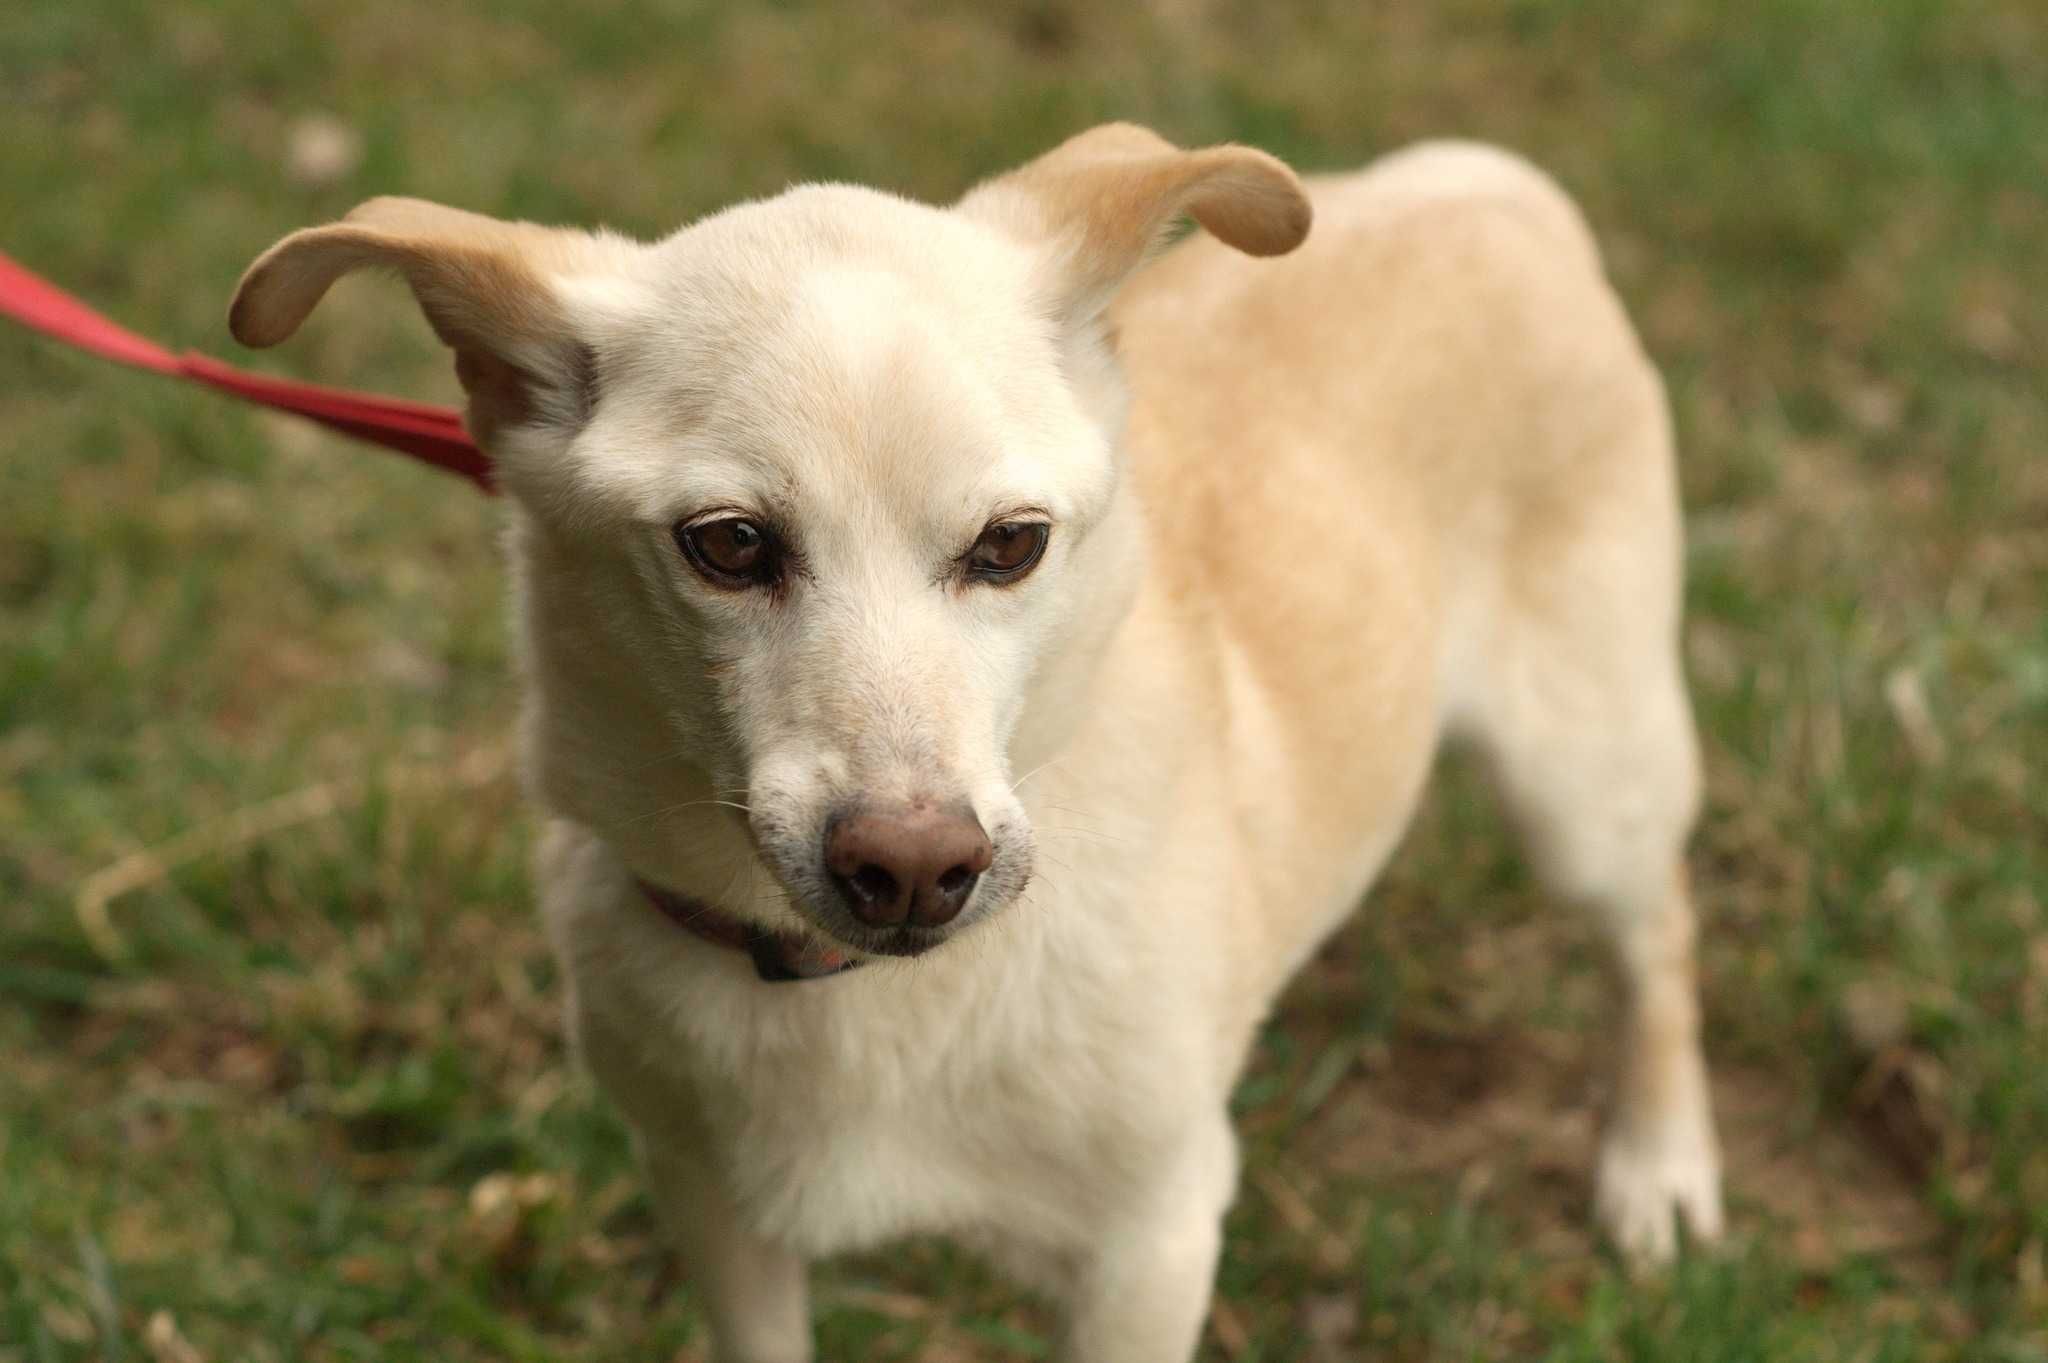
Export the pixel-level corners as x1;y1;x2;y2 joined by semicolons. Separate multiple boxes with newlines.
1107;144;1688;993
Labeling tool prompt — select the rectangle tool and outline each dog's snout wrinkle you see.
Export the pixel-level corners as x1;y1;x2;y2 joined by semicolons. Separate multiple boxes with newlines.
824;802;993;929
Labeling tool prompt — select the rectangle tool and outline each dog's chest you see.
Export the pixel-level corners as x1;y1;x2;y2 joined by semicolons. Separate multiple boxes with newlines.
705;1066;1056;1256
718;986;1160;1255
578;935;1174;1259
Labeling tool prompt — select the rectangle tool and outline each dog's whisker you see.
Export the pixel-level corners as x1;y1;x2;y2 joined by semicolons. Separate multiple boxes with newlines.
618;797;755;831
1008;755;1067;793
1034;826;1127;851
1030;799;1129;840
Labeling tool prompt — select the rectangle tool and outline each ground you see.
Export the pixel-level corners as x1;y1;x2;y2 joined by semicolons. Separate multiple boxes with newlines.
2;1;2044;1359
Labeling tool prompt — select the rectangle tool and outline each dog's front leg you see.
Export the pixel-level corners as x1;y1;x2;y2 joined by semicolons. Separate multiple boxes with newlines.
1056;1112;1237;1363
642;1138;812;1363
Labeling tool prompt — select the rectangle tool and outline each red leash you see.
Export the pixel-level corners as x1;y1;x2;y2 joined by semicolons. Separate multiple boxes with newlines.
0;249;494;491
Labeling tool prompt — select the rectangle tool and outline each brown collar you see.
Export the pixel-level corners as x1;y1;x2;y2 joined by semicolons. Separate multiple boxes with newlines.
636;879;861;983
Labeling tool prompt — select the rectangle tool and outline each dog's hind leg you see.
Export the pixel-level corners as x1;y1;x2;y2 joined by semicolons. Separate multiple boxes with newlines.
1458;445;1724;1263
1588;858;1723;1263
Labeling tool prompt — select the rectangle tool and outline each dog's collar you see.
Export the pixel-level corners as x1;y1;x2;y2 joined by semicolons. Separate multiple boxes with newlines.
635;879;861;983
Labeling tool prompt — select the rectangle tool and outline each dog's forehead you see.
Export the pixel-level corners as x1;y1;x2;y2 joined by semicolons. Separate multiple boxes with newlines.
570;187;1108;523
645;187;1049;414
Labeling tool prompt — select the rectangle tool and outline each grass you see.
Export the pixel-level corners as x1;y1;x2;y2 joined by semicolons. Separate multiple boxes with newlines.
2;0;2044;1358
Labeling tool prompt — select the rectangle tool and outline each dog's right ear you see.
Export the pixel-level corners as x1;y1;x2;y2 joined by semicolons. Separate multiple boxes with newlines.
958;123;1311;324
230;197;642;447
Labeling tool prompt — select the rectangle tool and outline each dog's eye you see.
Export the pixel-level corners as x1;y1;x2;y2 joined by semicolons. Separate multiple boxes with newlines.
676;517;779;587
966;521;1049;583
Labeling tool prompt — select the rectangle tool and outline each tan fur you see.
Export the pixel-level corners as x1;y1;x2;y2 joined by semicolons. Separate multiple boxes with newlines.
235;126;1722;1362
961;122;1313;315
231;198;636;441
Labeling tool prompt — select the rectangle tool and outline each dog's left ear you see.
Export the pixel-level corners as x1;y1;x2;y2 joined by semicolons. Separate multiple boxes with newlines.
957;122;1311;322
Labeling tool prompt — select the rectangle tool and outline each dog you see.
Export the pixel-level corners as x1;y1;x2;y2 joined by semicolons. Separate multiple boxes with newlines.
229;123;1723;1361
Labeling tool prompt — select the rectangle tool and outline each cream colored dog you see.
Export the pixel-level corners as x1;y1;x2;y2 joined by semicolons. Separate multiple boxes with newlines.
231;124;1722;1361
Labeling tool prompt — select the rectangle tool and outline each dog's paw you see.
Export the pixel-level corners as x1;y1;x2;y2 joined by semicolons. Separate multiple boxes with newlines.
1594;1123;1724;1265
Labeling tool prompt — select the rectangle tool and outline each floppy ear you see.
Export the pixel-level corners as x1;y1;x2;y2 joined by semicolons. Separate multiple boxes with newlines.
229;197;639;447
957;122;1311;321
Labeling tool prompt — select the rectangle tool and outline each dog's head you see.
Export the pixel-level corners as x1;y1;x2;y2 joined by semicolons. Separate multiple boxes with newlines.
231;124;1309;958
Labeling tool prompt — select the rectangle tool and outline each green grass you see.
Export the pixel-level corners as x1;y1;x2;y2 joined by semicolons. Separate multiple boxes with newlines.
3;1;2044;1358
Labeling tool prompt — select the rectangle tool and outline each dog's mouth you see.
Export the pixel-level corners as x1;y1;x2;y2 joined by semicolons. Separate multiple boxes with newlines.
793;879;1000;959
843;922;954;959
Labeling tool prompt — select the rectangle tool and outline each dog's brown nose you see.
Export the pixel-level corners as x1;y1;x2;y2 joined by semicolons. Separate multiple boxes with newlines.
825;804;993;929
